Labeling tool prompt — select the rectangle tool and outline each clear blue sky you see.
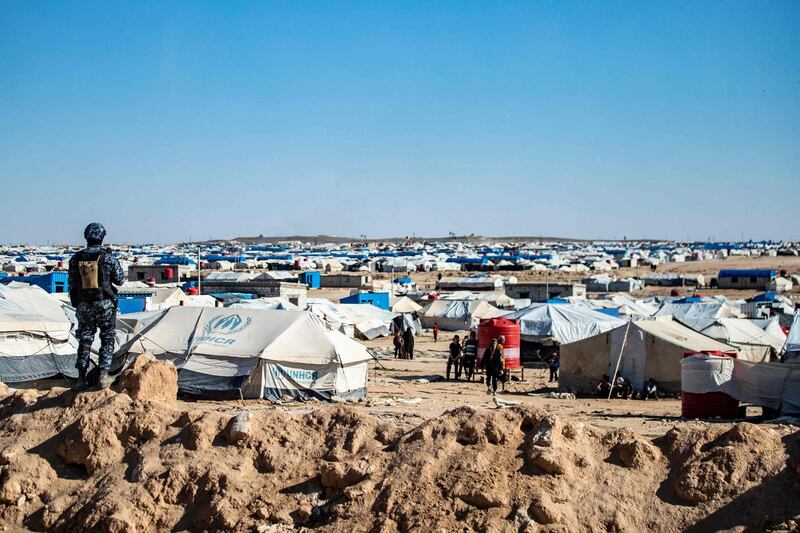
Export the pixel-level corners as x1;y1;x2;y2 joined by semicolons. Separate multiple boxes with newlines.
1;1;798;244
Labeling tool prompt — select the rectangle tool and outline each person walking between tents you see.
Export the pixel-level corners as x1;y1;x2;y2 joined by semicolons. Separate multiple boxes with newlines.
433;322;440;342
548;351;560;383
403;326;415;359
462;331;478;381
482;337;505;395
68;223;125;391
447;335;462;380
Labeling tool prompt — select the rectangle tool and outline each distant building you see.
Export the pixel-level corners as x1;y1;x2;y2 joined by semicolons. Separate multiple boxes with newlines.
340;291;391;310
199;279;307;307
129;264;193;283
1;271;68;294
298;271;321;289
319;274;372;289
505;282;586;301
717;269;775;290
116;288;157;314
436;276;503;291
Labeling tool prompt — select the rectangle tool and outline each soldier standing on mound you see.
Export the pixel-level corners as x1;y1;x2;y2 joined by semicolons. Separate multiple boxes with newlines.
68;223;125;390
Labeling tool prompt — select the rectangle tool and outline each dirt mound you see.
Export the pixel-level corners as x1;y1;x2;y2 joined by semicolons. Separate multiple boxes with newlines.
116;353;178;401
0;385;798;532
671;423;788;504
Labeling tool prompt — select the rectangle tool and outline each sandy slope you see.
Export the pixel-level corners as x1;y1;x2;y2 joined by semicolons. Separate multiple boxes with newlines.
0;357;798;532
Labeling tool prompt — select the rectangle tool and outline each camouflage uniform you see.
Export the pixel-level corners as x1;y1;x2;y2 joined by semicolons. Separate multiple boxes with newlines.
68;225;125;374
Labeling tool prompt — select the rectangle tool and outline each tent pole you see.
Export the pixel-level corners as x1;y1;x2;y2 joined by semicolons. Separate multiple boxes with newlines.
608;320;631;400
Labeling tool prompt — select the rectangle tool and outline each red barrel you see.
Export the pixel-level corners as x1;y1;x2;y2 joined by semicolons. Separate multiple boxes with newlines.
477;318;521;369
165;267;174;280
681;351;739;419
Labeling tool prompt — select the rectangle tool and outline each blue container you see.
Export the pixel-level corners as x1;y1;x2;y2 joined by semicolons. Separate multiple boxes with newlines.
7;272;69;294
298;271;321;289
116;295;148;314
340;292;390;310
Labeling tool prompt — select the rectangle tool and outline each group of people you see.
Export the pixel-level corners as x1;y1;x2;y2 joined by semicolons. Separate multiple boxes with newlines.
596;374;659;400
446;333;507;395
392;326;416;359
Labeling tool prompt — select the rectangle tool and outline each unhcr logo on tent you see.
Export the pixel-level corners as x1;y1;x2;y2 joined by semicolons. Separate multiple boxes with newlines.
274;366;318;383
195;314;253;346
204;314;252;335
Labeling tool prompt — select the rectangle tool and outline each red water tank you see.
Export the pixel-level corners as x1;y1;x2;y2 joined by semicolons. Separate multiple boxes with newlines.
681;351;739;419
477;318;521;369
164;267;174;280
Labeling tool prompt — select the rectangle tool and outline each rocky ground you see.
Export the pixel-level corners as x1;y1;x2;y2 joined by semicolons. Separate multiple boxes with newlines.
0;356;798;532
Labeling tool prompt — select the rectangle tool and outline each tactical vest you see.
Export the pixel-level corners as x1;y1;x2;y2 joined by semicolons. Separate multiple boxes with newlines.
74;249;116;303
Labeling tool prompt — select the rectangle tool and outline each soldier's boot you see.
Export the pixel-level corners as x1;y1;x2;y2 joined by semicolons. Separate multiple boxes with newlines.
73;369;88;392
97;370;114;389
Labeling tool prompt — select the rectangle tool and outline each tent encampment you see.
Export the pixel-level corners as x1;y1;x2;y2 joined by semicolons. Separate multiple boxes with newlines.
560;317;738;394
502;302;626;345
120;307;373;400
0;283;77;382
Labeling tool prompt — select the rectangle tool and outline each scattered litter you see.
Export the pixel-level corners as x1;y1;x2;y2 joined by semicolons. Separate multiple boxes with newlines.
493;397;522;409
393;397;423;405
402;375;443;384
527;392;576;400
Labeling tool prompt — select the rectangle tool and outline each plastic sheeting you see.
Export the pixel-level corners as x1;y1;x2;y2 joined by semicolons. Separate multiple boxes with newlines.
503;302;626;345
681;355;800;416
656;301;743;331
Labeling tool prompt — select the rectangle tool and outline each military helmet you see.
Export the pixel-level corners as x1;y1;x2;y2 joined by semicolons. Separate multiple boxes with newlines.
83;223;107;242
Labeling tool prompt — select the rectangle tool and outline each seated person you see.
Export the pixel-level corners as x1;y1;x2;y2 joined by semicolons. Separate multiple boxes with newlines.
643;378;658;400
596;374;612;397
612;374;626;398
620;378;633;400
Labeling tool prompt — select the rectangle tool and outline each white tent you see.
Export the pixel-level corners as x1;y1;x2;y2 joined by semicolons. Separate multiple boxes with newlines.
391;296;422;314
121;307;372;401
229;297;300;311
418;299;505;331
306;299;356;337
698;318;781;362
782;311;800;362
503;302;626;345
655;301;743;331
762;317;788;351
339;304;397;340
0;284;77;382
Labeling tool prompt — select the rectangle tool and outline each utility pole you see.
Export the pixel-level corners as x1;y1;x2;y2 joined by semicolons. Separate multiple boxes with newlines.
545;268;549;300
197;246;202;295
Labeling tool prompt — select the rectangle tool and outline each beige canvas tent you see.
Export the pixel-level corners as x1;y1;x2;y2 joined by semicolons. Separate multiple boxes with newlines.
560;317;737;394
391;296;422;314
